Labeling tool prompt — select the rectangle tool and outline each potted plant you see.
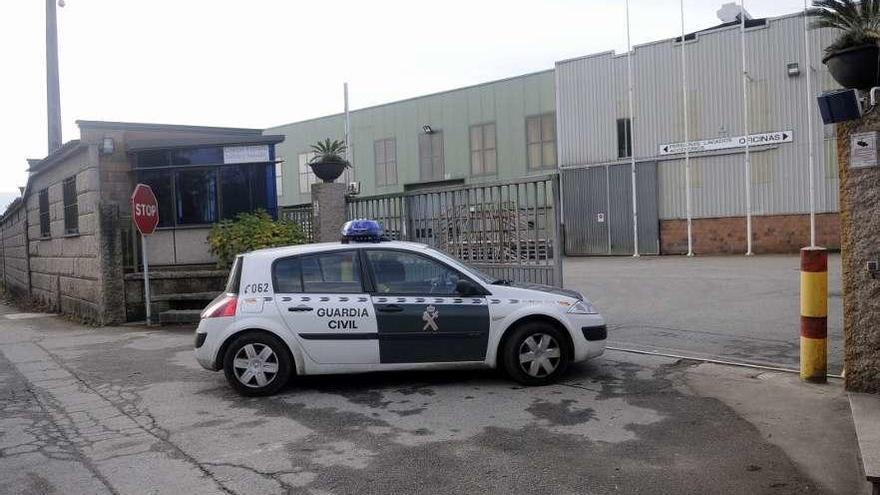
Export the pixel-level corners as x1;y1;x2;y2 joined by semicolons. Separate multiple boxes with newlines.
809;0;880;90
309;138;351;183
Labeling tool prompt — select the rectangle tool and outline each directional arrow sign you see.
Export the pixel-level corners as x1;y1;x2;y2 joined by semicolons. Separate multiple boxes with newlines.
659;130;793;156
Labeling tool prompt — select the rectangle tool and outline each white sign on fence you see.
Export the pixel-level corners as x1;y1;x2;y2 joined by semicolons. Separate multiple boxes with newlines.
850;132;878;169
659;131;793;156
223;145;270;164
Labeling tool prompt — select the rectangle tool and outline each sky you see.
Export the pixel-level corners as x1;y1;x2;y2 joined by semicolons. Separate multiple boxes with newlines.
0;0;811;200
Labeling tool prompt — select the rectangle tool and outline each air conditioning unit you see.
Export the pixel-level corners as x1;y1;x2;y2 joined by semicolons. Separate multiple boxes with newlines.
347;181;361;196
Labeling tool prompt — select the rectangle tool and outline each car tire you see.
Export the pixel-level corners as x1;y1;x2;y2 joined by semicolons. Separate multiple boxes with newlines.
222;332;292;396
502;322;571;386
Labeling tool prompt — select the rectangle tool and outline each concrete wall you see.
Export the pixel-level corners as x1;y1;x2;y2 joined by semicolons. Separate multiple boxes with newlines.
267;70;556;206
0;201;31;298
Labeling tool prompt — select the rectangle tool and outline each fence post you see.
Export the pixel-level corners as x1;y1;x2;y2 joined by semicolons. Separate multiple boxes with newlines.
800;246;827;383
552;175;564;287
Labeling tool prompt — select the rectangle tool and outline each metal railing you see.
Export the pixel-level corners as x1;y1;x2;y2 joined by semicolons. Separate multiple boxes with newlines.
279;204;314;242
347;175;563;286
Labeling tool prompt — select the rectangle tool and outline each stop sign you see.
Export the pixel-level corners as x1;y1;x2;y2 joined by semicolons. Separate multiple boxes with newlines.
131;184;159;235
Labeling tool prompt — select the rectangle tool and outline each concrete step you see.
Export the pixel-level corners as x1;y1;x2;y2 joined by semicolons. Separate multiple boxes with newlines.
849;392;880;494
158;309;202;325
151;292;219;302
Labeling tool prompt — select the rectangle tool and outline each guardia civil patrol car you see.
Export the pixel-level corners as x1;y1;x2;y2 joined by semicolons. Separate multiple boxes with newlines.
194;220;606;396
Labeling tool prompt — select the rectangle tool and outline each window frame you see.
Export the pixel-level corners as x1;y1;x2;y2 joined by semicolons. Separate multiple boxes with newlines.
62;175;79;235
617;118;633;159
374;138;398;187
526;113;557;170
469;122;498;177
418;131;445;181
298;151;318;194
362;248;489;297
38;188;50;239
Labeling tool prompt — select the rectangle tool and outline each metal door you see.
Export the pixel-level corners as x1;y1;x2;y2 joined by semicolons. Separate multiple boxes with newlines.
562;166;609;255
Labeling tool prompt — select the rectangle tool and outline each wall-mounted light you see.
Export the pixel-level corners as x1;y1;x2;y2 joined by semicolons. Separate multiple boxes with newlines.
422;125;434;134
787;62;800;77
100;137;115;154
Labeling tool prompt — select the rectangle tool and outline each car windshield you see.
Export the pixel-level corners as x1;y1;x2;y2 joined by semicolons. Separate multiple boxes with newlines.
423;247;498;284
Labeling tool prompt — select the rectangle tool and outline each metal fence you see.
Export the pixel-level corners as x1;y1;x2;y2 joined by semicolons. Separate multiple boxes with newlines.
347;175;563;287
279;204;314;242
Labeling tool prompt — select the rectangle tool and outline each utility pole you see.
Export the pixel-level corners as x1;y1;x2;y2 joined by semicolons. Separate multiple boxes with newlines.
46;0;63;152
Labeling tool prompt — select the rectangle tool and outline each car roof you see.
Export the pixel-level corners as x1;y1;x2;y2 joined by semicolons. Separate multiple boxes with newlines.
243;240;432;259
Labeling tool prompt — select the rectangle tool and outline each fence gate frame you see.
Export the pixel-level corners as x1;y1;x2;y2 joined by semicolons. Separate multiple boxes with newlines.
345;174;564;287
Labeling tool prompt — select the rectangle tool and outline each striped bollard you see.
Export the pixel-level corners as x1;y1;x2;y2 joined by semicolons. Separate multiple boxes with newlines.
800;247;828;383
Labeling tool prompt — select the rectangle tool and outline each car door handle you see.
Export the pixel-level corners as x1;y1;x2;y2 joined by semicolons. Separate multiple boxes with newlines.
376;304;404;313
288;306;313;312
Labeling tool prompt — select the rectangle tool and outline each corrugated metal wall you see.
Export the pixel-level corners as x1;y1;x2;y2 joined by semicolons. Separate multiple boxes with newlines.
556;13;840;220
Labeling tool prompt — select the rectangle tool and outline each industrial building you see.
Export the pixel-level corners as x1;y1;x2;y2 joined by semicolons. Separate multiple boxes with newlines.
268;9;841;255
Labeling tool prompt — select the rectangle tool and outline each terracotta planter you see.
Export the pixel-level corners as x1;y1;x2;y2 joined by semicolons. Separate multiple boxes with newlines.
309;160;349;183
822;44;880;90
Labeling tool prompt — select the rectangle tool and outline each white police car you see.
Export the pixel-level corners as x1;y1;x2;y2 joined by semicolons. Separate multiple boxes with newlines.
194;220;606;396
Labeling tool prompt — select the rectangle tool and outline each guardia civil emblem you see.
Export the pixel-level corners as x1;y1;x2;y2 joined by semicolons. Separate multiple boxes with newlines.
422;305;439;331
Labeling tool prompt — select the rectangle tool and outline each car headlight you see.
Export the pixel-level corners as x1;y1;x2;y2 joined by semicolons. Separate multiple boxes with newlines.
567;300;598;315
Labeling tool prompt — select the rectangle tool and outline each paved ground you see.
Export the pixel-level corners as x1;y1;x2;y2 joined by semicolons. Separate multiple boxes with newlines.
563;254;844;374
0;302;867;495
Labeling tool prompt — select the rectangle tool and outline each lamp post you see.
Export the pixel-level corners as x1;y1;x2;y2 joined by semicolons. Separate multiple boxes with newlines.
46;0;64;152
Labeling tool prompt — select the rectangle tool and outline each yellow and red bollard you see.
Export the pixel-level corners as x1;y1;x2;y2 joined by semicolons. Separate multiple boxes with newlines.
800;247;828;383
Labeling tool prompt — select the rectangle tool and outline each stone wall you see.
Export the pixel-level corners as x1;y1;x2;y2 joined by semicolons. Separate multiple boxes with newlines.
660;213;840;255
25;145;106;321
838;116;880;393
0;201;31;298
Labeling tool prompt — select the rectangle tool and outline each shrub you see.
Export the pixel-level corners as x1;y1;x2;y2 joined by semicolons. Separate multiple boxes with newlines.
207;211;306;267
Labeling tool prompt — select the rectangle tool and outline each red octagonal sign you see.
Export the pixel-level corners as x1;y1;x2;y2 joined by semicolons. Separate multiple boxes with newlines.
131;183;159;235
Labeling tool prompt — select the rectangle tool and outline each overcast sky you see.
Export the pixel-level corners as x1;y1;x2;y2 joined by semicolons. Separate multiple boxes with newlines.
1;0;811;197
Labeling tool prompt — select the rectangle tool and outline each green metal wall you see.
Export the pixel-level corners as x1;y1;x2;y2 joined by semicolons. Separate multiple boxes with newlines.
266;70;556;207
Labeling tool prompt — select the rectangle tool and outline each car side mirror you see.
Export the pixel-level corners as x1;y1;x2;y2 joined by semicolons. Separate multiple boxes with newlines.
456;279;482;296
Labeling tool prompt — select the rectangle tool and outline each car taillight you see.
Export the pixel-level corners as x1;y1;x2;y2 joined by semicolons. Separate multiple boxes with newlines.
203;294;238;319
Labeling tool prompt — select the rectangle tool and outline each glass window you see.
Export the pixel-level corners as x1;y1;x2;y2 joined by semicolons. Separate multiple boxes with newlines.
135;150;169;168
526;113;557;169
617;118;632;158
38;188;50;238
176;169;217;225
470;123;497;176
367;250;463;295
418;132;445;181
250;163;270;214
374;138;397;186
275;162;283;197
170;147;223;166
298;152;318;194
300;251;362;293
273;257;303;293
138;170;174;228
226;256;243;293
62;176;78;235
220;165;250;219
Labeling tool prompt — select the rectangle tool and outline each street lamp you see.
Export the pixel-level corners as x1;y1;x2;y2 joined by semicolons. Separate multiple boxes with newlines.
46;0;65;152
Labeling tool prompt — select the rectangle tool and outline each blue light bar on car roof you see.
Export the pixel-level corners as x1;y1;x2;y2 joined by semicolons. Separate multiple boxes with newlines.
341;219;385;243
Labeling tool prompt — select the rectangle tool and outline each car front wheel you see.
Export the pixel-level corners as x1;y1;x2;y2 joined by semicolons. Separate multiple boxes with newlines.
502;322;571;386
223;332;292;396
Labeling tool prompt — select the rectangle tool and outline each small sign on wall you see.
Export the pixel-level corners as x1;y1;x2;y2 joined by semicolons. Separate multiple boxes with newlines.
597;212;606;223
223;145;270;164
851;132;878;169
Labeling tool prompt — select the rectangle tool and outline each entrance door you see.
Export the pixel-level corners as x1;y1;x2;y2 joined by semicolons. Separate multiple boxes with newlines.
418;132;445;181
364;249;490;364
273;250;379;364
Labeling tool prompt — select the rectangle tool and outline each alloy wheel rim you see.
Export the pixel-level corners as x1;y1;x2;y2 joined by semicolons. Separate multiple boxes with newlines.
519;333;561;378
232;343;279;388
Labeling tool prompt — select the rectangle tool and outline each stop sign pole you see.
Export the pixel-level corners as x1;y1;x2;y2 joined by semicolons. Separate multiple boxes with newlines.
131;184;159;325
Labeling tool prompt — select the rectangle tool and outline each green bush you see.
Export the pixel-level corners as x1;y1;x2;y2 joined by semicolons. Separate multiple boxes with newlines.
208;211;307;267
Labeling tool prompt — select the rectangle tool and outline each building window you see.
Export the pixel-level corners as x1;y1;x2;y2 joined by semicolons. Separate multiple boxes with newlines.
138;170;175;228
38;188;50;238
62;176;78;235
176;169;218;225
418;132;445;181
526;113;557;169
470;123;497;176
275;161;283;197
374;138;397;186
299;152;318;194
617;118;632;159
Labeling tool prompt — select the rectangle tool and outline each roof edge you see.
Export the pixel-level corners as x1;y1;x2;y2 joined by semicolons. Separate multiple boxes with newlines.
76;120;264;135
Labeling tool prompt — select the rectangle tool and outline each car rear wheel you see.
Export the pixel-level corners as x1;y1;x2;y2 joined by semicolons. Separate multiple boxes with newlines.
502;322;570;386
223;332;292;396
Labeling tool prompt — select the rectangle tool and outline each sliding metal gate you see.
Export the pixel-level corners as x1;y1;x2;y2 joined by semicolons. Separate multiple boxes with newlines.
562;162;659;255
348;175;563;287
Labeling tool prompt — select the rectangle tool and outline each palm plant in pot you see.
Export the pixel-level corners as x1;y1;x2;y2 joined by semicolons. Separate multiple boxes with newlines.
809;0;880;90
309;138;351;182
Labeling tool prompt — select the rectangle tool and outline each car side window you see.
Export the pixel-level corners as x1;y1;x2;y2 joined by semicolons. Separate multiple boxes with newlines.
273;257;303;293
300;251;363;293
366;250;463;295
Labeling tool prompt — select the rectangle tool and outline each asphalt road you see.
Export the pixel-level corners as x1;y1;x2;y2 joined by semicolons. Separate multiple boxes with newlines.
0;302;865;495
563;254;844;374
